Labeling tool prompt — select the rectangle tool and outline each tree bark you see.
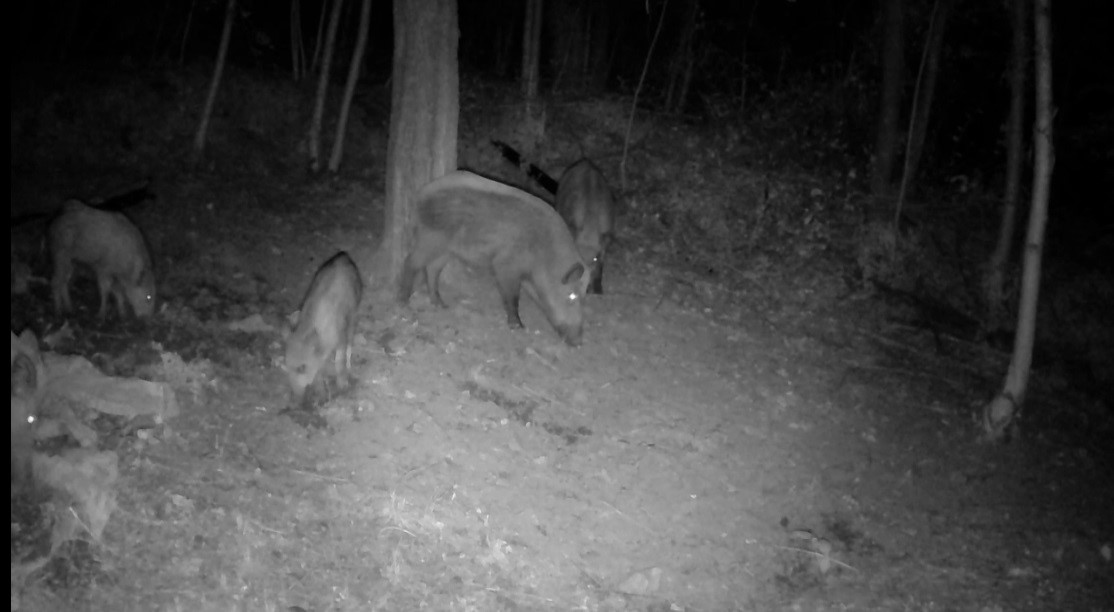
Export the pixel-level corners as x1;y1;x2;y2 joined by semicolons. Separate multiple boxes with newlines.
193;0;237;157
983;0;1054;441
328;0;373;173
984;0;1028;336
871;0;905;197
522;0;543;101
308;0;345;173
380;0;459;293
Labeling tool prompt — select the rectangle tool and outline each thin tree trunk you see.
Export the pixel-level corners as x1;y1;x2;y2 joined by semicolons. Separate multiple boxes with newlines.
179;0;198;66
621;0;669;192
894;0;951;235
587;4;612;90
57;0;86;61
150;0;174;63
494;25;513;77
983;0;1054;441
668;0;699;113
898;0;952;197
193;0;237;157
738;0;760;111
291;0;305;81
308;0;345;173
985;0;1028;336
522;0;543;101
311;0;330;74
380;0;459;293
676;2;699;114
871;0;905;197
328;0;372;173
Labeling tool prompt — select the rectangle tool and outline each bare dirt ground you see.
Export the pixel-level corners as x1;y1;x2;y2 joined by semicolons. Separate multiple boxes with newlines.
11;68;1113;612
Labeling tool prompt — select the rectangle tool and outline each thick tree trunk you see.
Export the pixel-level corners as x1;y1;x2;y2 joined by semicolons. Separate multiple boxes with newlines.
522;0;543;101
380;0;459;293
308;0;345;173
983;0;1054;441
328;0;373;173
984;0;1028;336
871;0;905;197
193;0;237;157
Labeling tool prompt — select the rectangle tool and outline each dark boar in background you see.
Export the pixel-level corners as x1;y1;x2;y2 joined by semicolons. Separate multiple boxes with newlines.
399;171;590;346
555;159;614;295
48;199;156;318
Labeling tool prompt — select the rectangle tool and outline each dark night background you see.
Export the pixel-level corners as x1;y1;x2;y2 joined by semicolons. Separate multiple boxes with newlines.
11;0;1113;205
13;0;1113;359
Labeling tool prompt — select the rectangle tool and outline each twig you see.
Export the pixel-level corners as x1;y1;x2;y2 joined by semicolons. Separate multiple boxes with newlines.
776;545;860;573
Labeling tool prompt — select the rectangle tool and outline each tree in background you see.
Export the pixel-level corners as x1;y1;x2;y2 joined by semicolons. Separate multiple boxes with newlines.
983;0;1054;441
193;0;237;158
984;0;1029;337
329;0;373;172
871;0;905;197
308;0;346;173
521;0;543;101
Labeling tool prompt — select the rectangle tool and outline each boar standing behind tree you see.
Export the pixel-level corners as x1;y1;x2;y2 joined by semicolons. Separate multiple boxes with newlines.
399;171;590;346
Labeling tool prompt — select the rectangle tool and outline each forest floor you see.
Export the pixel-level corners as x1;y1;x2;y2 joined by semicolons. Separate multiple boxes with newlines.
10;67;1113;612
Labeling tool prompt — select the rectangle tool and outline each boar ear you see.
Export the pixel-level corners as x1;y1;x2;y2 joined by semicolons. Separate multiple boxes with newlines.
561;263;586;285
16;330;41;358
283;309;302;338
286;309;302;326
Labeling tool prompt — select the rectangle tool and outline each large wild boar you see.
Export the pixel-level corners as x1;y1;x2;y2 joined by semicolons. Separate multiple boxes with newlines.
284;252;363;409
49;199;156;319
555;159;615;295
11;330;46;487
399;171;590;346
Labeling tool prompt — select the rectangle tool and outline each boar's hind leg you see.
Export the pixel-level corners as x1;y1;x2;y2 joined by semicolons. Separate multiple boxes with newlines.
95;274;117;319
424;255;452;308
334;313;356;390
590;260;604;295
51;259;75;313
493;268;525;329
398;255;422;304
111;280;132;318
